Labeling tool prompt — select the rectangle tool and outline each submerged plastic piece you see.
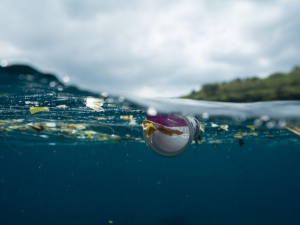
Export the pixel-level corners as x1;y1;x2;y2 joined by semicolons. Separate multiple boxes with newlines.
29;124;45;132
143;114;200;157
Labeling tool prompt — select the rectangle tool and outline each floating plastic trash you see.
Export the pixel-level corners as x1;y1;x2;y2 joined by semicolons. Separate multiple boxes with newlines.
142;114;200;157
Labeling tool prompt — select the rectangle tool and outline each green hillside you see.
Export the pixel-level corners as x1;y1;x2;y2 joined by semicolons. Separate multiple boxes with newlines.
182;67;300;102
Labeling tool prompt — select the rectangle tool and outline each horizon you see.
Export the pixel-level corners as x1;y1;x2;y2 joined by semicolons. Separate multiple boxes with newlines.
1;62;299;99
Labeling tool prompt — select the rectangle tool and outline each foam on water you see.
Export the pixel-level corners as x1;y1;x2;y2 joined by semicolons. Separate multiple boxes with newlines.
129;96;300;120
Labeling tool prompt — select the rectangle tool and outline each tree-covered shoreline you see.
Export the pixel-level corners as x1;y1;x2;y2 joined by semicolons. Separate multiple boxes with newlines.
182;67;300;102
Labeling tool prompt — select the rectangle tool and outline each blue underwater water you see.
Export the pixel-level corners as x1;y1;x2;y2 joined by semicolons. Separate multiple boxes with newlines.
1;65;300;225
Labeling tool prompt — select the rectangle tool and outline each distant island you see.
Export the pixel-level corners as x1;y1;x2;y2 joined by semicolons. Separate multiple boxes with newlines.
0;64;99;97
182;67;300;102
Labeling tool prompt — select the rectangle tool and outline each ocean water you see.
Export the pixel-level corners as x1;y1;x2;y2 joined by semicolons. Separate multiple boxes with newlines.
1;65;300;225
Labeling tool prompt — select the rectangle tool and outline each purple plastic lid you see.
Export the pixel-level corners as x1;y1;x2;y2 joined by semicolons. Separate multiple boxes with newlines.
147;114;187;127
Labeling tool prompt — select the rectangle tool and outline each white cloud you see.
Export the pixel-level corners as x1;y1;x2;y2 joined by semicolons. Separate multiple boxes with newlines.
0;0;299;97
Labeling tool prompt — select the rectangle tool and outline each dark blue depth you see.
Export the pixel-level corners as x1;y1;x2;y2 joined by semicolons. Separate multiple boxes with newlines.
1;142;300;225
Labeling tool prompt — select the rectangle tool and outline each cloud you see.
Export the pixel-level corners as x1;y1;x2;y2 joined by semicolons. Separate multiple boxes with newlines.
0;0;300;97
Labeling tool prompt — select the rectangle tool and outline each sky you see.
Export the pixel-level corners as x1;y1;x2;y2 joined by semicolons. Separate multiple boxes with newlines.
0;0;300;98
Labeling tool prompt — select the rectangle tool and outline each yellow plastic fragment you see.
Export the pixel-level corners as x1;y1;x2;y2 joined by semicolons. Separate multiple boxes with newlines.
285;124;300;136
29;107;49;114
246;125;256;131
8;125;26;130
145;123;156;137
234;134;243;139
97;117;106;120
120;115;133;120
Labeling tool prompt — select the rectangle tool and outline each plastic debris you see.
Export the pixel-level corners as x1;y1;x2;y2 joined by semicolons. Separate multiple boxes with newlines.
86;97;104;111
219;125;229;131
246;125;256;130
120;115;133;120
142;120;183;137
211;122;219;127
29;107;49;114
8;125;26;131
29;124;46;132
97;117;106;120
61;124;86;130
285;124;300;136
142;121;156;137
199;122;206;133
56;105;67;109
234;134;243;139
13;119;24;123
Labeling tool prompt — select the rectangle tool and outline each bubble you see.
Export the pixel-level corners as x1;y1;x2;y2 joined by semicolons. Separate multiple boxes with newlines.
101;92;108;97
266;121;276;129
147;107;157;116
278;120;286;128
40;78;49;84
254;119;263;127
63;76;70;83
234;115;247;122
0;60;8;67
202;112;209;120
49;81;56;87
260;115;270;121
106;98;114;103
26;74;35;81
57;85;64;91
19;74;25;80
118;96;125;102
